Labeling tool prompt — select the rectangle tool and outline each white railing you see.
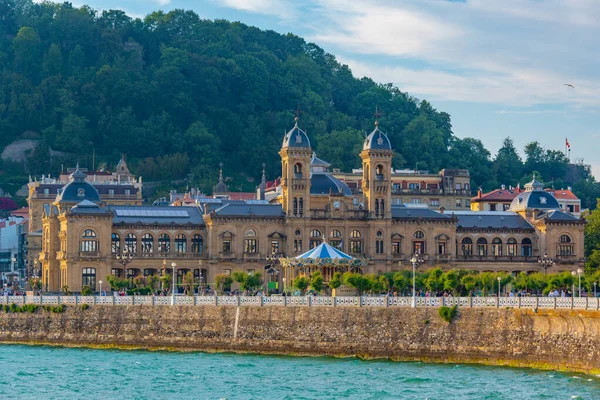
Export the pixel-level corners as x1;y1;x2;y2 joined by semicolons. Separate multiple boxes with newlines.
5;295;600;310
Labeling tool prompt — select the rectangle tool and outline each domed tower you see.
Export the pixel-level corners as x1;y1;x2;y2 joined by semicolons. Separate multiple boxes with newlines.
55;166;101;210
279;115;312;217
360;117;393;219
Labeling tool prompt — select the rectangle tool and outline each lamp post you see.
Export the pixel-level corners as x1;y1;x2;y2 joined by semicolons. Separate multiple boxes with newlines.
410;255;423;308
571;270;576;297
282;277;286;293
99;280;103;295
497;276;502;297
115;250;133;279
11;257;17;292
537;253;554;275
577;268;583;297
171;262;177;305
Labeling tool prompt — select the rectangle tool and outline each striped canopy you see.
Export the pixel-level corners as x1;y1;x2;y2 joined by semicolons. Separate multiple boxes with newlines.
296;242;353;260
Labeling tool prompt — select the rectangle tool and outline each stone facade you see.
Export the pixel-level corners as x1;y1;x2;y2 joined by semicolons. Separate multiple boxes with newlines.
0;305;599;374
35;119;585;292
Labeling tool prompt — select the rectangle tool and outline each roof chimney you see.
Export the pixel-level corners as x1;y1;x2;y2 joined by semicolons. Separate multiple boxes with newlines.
501;184;505;190
477;188;482;199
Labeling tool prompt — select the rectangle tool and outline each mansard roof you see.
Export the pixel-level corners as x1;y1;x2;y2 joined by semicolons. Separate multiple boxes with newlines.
452;211;534;230
310;173;353;196
536;210;581;222
391;205;452;220
211;203;285;218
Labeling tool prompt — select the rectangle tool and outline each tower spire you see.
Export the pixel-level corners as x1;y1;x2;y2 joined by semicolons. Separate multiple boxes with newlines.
295;101;302;125
261;162;266;187
374;105;383;127
218;162;224;184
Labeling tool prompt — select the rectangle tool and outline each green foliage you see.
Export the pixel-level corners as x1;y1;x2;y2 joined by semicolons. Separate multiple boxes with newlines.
62;285;71;295
329;272;342;290
160;274;172;291
215;274;233;294
293;276;310;293
438;305;458;323
106;275;129;291
393;272;409;293
3;304;38;313
310;271;324;293
42;304;66;313
80;285;93;296
80;304;90;311
232;271;262;291
342;272;371;295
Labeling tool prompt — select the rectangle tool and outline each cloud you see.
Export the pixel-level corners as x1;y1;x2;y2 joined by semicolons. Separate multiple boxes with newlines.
218;0;296;19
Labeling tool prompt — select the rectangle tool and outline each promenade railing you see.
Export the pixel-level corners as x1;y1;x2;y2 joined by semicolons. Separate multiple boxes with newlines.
4;295;600;310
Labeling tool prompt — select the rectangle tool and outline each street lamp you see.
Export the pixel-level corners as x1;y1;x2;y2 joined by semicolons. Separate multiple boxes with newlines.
497;276;502;297
409;254;424;308
577;268;583;297
171;262;177;305
282;277;286;293
571;270;576;297
537;253;554;275
115;250;133;278
11;257;17;291
99;280;103;294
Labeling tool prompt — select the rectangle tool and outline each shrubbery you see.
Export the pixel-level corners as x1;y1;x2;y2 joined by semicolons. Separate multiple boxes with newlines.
438;305;458;323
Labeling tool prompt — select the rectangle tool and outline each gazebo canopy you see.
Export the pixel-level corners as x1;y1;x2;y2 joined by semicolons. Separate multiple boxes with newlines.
279;242;367;268
296;242;352;260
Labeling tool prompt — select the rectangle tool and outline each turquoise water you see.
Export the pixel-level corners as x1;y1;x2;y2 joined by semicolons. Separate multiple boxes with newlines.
1;345;598;399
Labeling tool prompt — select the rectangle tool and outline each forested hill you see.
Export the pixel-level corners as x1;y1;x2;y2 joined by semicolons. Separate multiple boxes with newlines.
0;1;599;207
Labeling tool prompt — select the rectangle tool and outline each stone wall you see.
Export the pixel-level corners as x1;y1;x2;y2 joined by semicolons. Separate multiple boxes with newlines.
0;305;599;374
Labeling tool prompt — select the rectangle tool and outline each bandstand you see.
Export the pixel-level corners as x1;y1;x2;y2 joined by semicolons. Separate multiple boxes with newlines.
279;242;368;286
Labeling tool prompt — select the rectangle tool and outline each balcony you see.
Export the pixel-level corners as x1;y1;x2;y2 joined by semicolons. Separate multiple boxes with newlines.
79;251;100;259
555;254;578;264
219;252;236;260
457;255;535;263
373;180;389;192
291;178;306;188
436;254;452;263
392;188;442;195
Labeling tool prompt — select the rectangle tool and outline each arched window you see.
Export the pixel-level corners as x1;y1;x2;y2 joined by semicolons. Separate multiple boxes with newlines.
125;233;137;253
175;234;187;253
492;238;502;256
80;229;98;253
376;165;384;180
310;230;322;249
376;231;384;254
414;231;425;239
295;229;302;237
192;234;203;254
461;237;473;257
158;233;170;253
558;235;573;256
244;229;257;253
476;238;488;256
521;238;532;257
413;231;425;255
111;233;120;254
298;197;304;216
350;230;362;254
82;268;96;291
330;230;342;250
507;238;517;256
294;163;303;177
331;230;342;238
293;197;298;216
142;233;153;253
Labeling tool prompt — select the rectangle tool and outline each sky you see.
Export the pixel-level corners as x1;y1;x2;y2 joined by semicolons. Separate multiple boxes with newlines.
71;0;600;176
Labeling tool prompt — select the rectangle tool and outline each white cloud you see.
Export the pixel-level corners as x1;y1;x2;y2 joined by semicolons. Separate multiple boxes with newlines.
218;0;295;19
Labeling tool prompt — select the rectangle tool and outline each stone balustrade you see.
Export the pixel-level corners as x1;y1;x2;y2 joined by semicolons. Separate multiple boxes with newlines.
5;295;600;310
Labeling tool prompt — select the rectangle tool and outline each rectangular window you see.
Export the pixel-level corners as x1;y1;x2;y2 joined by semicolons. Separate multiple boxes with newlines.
294;239;303;253
557;245;573;256
82;268;96;291
438;242;446;255
222;269;231;276
412;198;421;204
80;240;97;252
455;183;461;190
465;199;470;208
503;204;510;211
376;240;384;254
567;205;574;212
271;240;279;254
413;241;425;255
111;268;122;277
392;242;401;255
490;203;497;211
350;240;362;254
222;240;231;253
409;183;420;189
125;189;130;196
430;199;440;207
244;239;257;253
455;199;462;208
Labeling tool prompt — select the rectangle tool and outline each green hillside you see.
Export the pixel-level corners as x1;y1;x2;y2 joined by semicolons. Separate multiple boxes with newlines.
0;1;598;207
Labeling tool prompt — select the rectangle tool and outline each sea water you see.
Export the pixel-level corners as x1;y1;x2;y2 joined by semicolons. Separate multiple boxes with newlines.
0;344;598;399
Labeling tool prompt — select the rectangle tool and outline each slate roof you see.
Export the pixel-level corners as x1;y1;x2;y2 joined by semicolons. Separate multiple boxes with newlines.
509;190;560;212
363;126;392;151
109;206;205;226
392;206;452;220
537;210;581;222
311;153;330;167
212;203;285;218
56;169;101;204
451;211;534;230
282;122;311;148
310;173;353;196
69;200;112;215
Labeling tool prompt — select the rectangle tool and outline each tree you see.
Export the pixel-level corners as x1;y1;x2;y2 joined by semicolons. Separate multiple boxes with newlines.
310;271;324;293
182;271;196;295
460;274;477;296
493;137;523;187
441;270;460;295
329;272;342;294
342;272;371;295
293;276;309;294
393;272;409;294
216;274;233;294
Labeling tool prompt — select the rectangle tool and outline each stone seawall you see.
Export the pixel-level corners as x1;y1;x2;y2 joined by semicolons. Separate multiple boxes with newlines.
0;305;599;374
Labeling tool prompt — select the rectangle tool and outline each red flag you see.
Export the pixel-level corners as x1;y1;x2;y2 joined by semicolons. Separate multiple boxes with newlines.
566;138;570;148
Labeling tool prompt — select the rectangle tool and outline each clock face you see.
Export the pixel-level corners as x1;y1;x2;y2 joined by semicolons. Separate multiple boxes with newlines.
333;201;341;209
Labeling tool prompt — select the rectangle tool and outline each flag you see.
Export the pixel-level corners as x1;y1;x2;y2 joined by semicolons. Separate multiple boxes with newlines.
566;138;570;148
